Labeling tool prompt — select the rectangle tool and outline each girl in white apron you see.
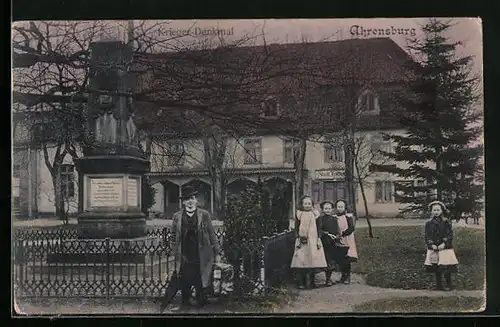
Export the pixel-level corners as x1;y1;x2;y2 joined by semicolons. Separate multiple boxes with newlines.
424;201;459;290
290;195;327;289
334;199;358;284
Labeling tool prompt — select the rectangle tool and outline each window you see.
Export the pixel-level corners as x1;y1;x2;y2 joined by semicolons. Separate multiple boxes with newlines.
60;164;75;198
324;142;344;163
380;141;394;154
359;91;378;112
283;139;300;164
415;179;427;199
244;138;262;164
394;180;413;202
166;141;185;166
375;181;392;203
371;136;393;160
262;98;279;117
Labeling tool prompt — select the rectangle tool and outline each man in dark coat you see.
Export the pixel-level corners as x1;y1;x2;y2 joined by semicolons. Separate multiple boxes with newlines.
171;185;221;308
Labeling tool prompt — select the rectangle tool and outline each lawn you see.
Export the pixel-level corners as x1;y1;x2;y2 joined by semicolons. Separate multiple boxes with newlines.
351;226;485;290
353;296;485;313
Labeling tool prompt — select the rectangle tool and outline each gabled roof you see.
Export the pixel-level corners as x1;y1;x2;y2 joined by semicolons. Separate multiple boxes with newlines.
133;37;413;138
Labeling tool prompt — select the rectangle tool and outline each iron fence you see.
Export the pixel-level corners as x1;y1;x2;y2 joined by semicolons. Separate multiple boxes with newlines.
12;227;293;300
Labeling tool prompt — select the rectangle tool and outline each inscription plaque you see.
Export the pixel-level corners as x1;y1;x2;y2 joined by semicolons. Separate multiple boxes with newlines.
127;178;138;207
89;178;123;207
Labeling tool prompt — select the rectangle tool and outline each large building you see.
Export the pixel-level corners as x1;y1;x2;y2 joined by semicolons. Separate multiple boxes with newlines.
12;37;481;220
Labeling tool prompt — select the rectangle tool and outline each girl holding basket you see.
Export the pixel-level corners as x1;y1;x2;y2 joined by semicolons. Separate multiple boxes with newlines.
290;195;327;289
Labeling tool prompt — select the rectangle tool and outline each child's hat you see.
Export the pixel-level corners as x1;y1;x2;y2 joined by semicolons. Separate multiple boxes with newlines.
320;200;335;209
428;200;447;211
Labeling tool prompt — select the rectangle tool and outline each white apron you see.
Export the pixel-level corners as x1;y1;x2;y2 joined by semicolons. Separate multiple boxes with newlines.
424;249;459;266
290;210;327;269
337;214;358;260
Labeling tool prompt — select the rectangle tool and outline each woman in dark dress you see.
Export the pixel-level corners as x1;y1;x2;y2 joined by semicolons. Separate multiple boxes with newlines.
316;201;349;286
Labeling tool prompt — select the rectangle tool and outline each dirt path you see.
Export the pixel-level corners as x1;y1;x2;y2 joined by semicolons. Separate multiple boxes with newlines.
271;272;485;313
15;272;484;315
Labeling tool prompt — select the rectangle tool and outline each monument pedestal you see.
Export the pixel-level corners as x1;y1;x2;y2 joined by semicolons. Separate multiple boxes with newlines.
46;154;151;264
77;211;146;239
74;154;149;240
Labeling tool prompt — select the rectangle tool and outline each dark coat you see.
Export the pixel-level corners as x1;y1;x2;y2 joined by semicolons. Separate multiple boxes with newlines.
424;216;454;250
316;214;355;237
316;214;351;267
172;208;220;288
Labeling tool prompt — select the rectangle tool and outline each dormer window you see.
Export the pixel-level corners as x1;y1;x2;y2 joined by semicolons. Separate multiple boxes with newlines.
262;98;279;117
358;90;379;114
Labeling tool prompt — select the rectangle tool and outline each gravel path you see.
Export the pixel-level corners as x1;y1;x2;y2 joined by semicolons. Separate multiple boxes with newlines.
271;272;485;313
15;272;484;315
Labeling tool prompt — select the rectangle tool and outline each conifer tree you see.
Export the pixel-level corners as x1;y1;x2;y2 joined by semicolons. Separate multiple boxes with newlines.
376;19;483;220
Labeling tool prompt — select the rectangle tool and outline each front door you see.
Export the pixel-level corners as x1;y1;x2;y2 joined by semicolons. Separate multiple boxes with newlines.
322;181;346;204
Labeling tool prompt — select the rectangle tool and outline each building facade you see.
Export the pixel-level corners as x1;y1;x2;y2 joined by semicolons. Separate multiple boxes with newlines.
13;126;418;219
13;37;482;220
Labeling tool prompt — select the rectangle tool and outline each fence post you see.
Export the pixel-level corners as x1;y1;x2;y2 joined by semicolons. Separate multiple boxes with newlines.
262;236;269;294
105;237;110;300
17;240;25;293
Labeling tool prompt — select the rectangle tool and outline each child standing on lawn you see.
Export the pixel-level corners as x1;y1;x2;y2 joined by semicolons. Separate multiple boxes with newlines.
424;201;459;291
291;195;327;289
334;199;358;284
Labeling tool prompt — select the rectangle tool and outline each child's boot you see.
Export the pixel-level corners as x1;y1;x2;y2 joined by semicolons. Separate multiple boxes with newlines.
299;272;307;289
444;272;453;291
435;272;444;290
343;263;351;284
309;272;316;288
325;269;334;286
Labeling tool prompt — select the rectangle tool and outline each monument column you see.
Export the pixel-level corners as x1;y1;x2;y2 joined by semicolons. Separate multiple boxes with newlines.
74;39;149;239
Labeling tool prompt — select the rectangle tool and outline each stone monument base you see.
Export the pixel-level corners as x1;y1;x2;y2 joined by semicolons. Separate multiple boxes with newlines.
77;211;147;239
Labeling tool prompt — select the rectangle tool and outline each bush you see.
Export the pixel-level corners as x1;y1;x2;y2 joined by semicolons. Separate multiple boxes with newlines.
352;226;485;291
223;178;291;294
141;177;156;214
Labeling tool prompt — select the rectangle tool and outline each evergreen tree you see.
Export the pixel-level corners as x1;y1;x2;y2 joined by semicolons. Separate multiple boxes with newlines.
376;19;483;220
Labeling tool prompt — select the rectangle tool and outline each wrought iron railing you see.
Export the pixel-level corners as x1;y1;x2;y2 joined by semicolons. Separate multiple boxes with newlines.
12;227;293;300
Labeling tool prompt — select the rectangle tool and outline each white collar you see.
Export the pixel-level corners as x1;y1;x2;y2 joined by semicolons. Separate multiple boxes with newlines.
185;208;196;217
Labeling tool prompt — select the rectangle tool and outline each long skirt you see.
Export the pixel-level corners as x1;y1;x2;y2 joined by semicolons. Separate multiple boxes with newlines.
424;249;459;273
291;238;327;269
342;233;358;262
321;236;349;270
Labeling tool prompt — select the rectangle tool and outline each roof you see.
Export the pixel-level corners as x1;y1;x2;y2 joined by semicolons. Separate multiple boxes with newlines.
132;37;413;137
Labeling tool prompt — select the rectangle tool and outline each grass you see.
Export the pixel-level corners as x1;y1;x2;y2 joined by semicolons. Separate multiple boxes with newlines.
16;286;298;315
352;226;485;290
353;296;485;313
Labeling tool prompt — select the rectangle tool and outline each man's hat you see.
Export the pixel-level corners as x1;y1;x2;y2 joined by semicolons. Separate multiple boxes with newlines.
180;185;199;200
